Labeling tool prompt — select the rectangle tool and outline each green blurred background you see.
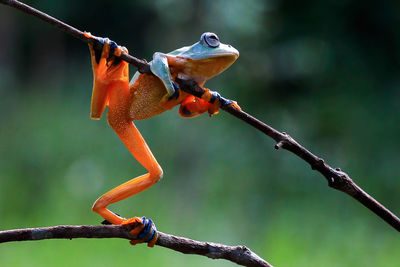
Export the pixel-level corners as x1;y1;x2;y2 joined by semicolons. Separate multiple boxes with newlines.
0;0;399;266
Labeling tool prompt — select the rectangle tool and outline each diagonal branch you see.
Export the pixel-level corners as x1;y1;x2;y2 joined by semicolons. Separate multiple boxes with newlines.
0;225;272;267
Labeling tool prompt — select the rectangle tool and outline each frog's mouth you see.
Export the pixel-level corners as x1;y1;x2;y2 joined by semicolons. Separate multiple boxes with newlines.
198;54;238;76
174;54;238;85
212;44;239;59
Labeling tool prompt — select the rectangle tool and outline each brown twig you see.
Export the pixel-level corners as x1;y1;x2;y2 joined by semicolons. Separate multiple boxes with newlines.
0;0;398;262
220;106;400;231
0;225;271;267
178;80;400;231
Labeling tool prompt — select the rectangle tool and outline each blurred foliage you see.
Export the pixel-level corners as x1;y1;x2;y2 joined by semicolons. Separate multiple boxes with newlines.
0;0;399;266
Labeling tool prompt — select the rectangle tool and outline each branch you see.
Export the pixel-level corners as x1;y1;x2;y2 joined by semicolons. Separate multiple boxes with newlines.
0;0;398;257
0;225;272;267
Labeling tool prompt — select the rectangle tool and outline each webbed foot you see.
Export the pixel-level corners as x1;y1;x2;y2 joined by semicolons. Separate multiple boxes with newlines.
122;216;158;247
84;31;128;67
84;32;130;119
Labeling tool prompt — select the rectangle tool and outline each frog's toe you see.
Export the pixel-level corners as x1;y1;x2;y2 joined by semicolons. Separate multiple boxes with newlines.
209;91;232;107
168;81;180;100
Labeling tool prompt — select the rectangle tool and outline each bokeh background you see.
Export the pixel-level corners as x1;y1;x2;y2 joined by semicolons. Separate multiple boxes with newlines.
1;0;399;266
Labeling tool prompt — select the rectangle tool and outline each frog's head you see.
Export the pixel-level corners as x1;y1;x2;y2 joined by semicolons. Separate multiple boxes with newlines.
168;32;239;84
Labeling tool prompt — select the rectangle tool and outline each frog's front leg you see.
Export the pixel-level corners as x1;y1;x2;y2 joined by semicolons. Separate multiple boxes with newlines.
179;95;211;117
203;89;242;115
150;52;179;100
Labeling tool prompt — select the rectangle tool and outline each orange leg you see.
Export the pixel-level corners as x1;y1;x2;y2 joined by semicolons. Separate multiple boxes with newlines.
179;95;212;118
86;34;161;246
91;79;163;226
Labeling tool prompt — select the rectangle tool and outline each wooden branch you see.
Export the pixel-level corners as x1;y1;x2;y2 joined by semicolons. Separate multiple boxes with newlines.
0;1;398;265
0;225;272;267
221;106;400;231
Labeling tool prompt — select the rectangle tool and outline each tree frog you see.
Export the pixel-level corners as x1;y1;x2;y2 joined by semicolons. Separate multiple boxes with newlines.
84;32;239;246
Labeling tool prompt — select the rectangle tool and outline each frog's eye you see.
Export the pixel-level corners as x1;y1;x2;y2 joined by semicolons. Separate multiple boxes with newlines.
201;32;220;48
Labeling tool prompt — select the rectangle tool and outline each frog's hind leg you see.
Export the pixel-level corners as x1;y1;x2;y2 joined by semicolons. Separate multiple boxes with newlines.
87;34;162;247
91;111;164;226
91;80;163;247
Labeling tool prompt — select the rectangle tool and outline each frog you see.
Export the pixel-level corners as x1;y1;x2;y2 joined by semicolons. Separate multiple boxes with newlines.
84;32;239;247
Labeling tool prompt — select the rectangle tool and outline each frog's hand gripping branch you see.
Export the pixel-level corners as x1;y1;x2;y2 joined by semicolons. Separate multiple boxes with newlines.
150;52;179;100
86;33;161;247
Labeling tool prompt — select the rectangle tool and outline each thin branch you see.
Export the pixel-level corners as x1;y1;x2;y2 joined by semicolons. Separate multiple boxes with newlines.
221;106;400;231
176;85;400;232
0;0;398;259
0;225;272;267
